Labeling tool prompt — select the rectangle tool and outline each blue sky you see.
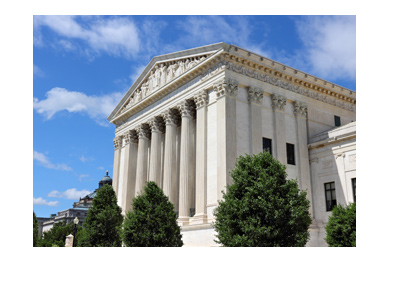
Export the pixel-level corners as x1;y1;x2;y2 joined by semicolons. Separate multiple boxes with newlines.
33;15;356;218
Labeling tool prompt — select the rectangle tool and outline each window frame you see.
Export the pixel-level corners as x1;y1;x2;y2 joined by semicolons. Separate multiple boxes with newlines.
262;137;272;155
352;178;356;203
286;143;295;165
324;182;337;212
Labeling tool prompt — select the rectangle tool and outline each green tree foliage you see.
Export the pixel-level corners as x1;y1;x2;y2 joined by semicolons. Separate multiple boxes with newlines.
213;152;312;247
33;211;39;247
122;181;183;247
38;221;82;247
78;184;123;247
325;202;356;247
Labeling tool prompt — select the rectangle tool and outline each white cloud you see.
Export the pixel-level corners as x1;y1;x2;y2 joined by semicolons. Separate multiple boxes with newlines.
33;150;72;171
79;174;90;181
33;16;140;59
294;16;356;81
33;87;124;126
97;166;104;170
33;64;45;77
33;197;59;207
48;188;91;200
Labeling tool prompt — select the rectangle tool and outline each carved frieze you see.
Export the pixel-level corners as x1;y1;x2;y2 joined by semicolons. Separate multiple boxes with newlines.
225;61;355;112
194;89;208;109
271;94;287;110
294;101;308;118
213;78;239;99
248;86;264;104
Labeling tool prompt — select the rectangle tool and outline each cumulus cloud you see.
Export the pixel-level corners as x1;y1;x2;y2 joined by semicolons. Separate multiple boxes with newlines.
48;188;91;200
33;150;72;171
33;15;140;59
33;197;59;206
33;87;124;126
294;16;356;81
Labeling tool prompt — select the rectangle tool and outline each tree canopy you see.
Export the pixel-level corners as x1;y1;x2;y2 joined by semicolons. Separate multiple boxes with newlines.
33;211;39;247
213;151;312;247
122;181;183;247
78;184;123;247
38;221;82;247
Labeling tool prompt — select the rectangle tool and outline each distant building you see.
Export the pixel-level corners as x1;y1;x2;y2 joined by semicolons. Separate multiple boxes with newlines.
38;171;113;235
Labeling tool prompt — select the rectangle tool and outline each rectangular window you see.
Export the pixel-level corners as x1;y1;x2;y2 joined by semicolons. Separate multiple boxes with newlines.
286;143;295;165
352;178;356;202
262;138;272;154
325;182;337;211
334;115;341;127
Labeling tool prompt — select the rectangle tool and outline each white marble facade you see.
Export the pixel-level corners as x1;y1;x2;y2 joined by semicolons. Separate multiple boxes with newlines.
107;43;356;247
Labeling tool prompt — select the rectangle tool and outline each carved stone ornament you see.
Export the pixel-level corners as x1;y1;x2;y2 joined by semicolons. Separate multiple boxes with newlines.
271;94;287;110
294;101;307;118
248;86;264;104
161;109;179;126
213;78;239;98
194;89;208;108
113;137;122;150
135;124;151;140
148;117;164;133
123;131;138;145
177;100;195;118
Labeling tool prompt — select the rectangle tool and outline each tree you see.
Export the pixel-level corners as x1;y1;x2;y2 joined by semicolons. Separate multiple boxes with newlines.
78;184;123;247
122;181;183;247
325;202;356;247
213;151;312;247
38;221;82;247
33;211;39;247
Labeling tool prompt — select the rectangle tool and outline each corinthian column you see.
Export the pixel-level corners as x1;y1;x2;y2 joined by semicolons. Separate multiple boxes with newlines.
177;99;195;225
213;78;239;201
112;137;122;197
161;109;179;209
192;89;208;224
121;131;138;215
294;101;314;218
271;94;287;164
148;117;164;186
135;124;150;196
248;86;264;155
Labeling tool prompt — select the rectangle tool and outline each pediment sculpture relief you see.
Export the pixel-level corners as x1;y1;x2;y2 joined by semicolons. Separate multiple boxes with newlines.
119;55;209;114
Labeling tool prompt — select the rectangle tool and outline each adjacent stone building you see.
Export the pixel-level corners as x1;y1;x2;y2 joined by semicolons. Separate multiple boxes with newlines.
107;43;356;247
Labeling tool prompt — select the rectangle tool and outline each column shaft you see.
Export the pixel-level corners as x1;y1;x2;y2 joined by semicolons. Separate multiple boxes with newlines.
272;94;287;164
135;126;150;196
112;137;122;197
149;118;163;185
121;132;138;215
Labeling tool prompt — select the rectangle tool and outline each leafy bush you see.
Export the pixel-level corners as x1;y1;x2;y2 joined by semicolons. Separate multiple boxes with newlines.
38;221;82;247
325;202;356;247
213;152;312;247
122;181;183;247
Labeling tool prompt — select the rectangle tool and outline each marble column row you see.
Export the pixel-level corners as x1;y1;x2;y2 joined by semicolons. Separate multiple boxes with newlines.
113;92;209;224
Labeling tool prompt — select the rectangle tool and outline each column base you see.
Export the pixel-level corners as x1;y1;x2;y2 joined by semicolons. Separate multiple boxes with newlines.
177;216;190;226
190;214;208;225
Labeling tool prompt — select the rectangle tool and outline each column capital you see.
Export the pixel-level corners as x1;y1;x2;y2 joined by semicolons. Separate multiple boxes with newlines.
148;117;164;133
161;109;179;126
213;77;239;99
123;131;138;145
135;124;151;140
113;137;122;150
294;101;308;118
248;86;264;104
177;99;195;118
271;94;287;110
194;89;208;109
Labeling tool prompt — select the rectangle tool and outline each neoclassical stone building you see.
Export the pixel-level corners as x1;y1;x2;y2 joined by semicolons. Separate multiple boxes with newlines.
107;43;356;247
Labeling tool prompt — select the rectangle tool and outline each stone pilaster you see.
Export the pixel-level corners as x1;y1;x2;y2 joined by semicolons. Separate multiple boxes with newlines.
213;78;238;201
161;109;179;210
271;94;287;164
177;99;195;225
148;117;164;186
112;137;122;198
135;124;150;196
192;89;208;224
294;101;314;218
248;86;264;155
120;131;138;215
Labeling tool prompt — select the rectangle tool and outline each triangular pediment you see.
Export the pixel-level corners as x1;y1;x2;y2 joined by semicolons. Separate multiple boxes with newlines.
108;43;229;122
